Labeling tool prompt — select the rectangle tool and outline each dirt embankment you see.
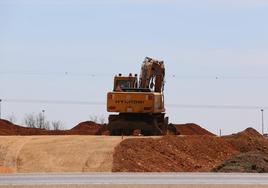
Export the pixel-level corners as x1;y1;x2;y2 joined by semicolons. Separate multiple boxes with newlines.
0;119;213;136
113;127;268;173
0;119;104;136
212;128;268;173
112;135;238;172
224;128;268;154
172;123;215;136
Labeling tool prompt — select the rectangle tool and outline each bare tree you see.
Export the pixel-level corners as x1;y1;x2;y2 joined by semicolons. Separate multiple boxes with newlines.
35;112;43;129
89;115;98;122
44;121;50;130
24;113;50;130
89;115;106;124
24;113;36;128
6;114;17;123
99;115;106;124
51;121;64;130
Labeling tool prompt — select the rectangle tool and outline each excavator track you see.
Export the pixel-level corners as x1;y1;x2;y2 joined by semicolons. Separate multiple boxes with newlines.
108;113;178;136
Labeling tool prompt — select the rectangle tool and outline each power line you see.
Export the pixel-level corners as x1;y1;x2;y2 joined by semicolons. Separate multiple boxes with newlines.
1;71;268;80
2;99;104;106
167;104;268;110
0;71;111;77
2;98;267;110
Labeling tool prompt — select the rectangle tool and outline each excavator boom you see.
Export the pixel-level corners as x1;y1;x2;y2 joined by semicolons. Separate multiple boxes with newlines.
139;57;165;92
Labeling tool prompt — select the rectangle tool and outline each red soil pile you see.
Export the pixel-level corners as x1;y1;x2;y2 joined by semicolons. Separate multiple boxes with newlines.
70;121;101;135
224;128;268;154
213;128;268;173
0;119;47;135
112;135;238;172
0;119;215;137
0;119;106;136
173;123;215;136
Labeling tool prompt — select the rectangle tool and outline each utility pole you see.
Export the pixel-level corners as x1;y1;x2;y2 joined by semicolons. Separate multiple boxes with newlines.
0;99;2;119
261;109;264;135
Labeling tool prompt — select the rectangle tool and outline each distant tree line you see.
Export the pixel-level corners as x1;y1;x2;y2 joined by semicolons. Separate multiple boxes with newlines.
23;113;64;130
6;113;64;130
5;113;107;130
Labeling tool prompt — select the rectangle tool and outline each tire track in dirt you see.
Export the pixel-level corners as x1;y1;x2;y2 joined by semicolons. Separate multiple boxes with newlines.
14;136;122;173
2;137;32;172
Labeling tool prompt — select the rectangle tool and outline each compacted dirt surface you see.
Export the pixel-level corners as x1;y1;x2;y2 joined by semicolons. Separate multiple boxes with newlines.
0;136;122;173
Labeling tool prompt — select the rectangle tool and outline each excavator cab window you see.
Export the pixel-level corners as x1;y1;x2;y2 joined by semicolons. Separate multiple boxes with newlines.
114;80;131;91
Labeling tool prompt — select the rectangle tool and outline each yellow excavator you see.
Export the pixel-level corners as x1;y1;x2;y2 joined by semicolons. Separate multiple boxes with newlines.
107;57;176;135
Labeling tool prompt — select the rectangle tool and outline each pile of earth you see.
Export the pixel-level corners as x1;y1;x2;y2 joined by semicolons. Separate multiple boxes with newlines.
212;128;268;173
70;121;104;135
224;128;268;153
212;151;268;173
113;127;268;172
172;123;215;136
0;119;214;136
0;119;105;135
112;135;238;172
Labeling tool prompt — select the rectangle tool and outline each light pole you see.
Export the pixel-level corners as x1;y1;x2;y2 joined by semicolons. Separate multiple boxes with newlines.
0;99;2;119
261;109;264;135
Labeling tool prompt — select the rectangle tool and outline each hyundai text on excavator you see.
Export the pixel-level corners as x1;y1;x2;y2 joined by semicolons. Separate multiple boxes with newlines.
107;57;176;135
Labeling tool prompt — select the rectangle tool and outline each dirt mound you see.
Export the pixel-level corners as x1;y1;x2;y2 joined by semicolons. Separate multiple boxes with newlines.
224;127;268;154
173;123;215;136
71;121;102;135
213;151;268;173
0;119;109;136
0;119;47;135
1;119;214;137
112;135;238;172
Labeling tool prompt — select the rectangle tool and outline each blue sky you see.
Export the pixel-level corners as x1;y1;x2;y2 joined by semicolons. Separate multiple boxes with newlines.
0;0;268;134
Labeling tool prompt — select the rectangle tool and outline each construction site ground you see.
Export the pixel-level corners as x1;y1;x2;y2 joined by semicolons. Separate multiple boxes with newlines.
1;119;268;173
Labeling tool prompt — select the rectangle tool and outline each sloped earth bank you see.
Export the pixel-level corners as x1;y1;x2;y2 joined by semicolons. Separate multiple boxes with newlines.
0;119;213;136
173;123;215;136
113;128;268;172
112;135;238;172
213;128;268;173
0;119;104;136
0;136;122;173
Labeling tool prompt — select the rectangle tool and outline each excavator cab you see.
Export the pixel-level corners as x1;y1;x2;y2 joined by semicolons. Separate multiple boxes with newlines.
113;73;138;91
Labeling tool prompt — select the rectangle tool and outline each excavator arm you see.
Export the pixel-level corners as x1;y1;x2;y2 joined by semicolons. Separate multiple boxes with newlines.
139;57;165;93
